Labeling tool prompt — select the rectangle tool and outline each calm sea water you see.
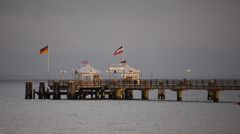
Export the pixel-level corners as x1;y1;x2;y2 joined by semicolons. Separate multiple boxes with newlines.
1;80;240;134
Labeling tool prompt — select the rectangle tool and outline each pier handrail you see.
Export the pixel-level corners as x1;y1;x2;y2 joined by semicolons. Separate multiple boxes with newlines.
47;79;240;90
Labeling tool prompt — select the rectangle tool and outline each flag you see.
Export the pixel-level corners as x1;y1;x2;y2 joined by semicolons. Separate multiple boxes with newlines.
120;60;126;64
81;60;88;65
113;46;123;56
40;46;48;55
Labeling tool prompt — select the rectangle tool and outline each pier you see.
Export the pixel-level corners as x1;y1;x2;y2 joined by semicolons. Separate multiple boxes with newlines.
25;79;240;102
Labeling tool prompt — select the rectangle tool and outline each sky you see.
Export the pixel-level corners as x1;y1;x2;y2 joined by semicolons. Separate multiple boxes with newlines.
0;0;240;80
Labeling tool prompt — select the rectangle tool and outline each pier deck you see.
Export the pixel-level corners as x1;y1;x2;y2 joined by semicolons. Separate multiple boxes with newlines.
25;79;240;102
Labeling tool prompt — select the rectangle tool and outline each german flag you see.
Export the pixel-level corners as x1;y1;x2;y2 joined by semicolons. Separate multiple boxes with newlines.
40;46;48;55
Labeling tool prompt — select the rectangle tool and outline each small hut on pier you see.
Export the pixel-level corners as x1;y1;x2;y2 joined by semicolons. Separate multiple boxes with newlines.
74;64;102;81
108;62;140;80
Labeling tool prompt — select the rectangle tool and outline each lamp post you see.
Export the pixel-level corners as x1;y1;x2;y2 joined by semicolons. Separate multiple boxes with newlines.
150;69;153;80
60;70;66;81
72;69;75;80
186;69;191;85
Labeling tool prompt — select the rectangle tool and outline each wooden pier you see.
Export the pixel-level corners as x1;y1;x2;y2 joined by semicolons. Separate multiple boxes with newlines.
25;79;240;102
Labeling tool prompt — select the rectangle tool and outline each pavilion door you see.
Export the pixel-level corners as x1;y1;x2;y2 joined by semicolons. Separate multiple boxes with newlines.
93;75;100;81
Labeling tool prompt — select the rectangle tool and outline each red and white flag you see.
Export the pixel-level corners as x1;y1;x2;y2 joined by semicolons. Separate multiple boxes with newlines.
113;46;123;56
81;60;88;65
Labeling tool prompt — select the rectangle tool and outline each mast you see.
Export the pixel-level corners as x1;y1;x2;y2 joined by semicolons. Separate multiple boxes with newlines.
47;45;50;80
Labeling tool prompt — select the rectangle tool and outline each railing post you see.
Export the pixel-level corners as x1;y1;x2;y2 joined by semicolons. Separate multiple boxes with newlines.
166;80;169;89
172;80;175;89
101;87;105;99
145;80;147;89
202;79;204;89
196;80;198;88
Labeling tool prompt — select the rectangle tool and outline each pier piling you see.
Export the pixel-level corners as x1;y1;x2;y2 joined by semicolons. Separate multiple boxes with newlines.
142;90;149;100
33;89;35;99
213;90;220;102
177;89;183;101
158;89;165;100
207;90;213;100
115;89;124;99
38;81;45;99
25;81;33;99
53;81;61;100
79;90;84;99
125;90;133;100
95;89;100;99
46;88;50;99
101;88;105;99
68;81;76;99
91;90;94;99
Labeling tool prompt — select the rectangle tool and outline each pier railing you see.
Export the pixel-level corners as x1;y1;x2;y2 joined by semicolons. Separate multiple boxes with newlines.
47;79;240;90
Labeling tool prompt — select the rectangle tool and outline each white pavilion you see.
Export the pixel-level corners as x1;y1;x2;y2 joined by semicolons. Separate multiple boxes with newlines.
108;62;140;80
74;64;102;81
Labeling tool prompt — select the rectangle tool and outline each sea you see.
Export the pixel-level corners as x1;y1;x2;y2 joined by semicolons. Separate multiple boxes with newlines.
1;80;240;134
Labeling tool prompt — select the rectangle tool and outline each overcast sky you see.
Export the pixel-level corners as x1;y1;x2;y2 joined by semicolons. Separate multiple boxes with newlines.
0;0;240;80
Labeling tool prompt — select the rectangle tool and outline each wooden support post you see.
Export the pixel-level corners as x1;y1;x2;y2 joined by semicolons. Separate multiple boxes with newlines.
91;90;94;99
207;90;213;100
177;89;183;101
129;90;133;99
53;81;61;100
68;81;76;99
101;89;105;99
115;89;123;99
213;90;219;102
79;90;83;99
124;89;129;99
109;93;112;99
38;81;45;99
101;88;105;99
80;90;86;99
95;89;100;99
125;90;133;100
142;89;149;100
79;90;85;100
33;89;35;99
109;89;114;99
158;89;165;100
25;81;33;99
46;88;50;99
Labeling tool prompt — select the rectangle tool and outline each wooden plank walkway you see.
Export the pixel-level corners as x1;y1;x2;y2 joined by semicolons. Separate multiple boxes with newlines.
48;79;240;90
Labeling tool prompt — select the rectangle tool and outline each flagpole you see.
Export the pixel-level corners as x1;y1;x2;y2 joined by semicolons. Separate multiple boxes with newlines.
47;45;50;80
108;61;110;79
122;46;125;62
